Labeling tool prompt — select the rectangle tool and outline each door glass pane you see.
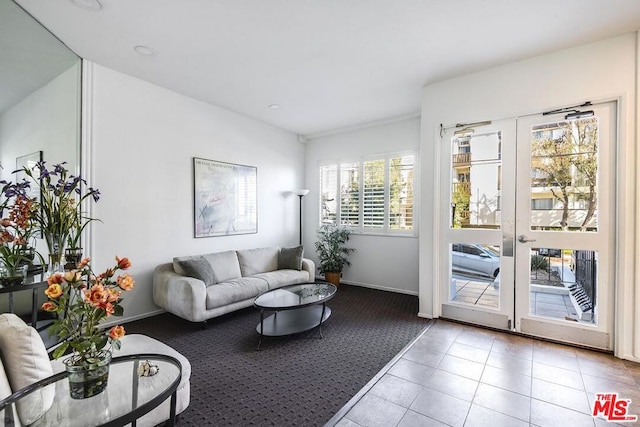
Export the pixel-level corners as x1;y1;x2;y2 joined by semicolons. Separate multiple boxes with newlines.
450;132;502;229
530;116;599;232
530;248;596;324
449;243;501;309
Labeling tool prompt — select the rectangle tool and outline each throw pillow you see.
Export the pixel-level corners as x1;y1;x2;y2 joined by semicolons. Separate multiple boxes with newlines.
177;256;217;286
278;245;304;271
0;313;55;425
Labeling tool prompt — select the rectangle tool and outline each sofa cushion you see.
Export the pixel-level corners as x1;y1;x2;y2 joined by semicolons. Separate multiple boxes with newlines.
278;246;304;271
206;277;269;309
236;247;279;276
253;270;311;290
177;256;216;286
0;314;54;425
174;250;241;283
203;250;242;282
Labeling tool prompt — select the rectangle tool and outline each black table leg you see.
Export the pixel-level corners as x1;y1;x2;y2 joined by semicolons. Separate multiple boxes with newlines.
318;302;326;339
257;309;265;350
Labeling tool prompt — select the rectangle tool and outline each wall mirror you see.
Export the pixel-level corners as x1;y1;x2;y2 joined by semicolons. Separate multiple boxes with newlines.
0;0;81;312
0;0;81;173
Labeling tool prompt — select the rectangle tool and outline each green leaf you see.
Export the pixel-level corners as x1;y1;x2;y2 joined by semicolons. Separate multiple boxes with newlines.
52;342;69;359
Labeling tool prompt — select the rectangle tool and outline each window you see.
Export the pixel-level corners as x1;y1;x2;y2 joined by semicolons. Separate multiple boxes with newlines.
319;152;417;235
531;198;555;210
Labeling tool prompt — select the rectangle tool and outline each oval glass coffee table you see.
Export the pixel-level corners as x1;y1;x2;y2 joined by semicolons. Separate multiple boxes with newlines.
253;282;337;349
0;353;182;427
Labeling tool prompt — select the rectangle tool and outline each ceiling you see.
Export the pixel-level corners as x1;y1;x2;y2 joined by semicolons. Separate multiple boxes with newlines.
13;0;640;137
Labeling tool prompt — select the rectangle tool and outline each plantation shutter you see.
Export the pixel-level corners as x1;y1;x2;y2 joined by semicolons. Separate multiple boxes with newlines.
363;159;385;229
319;164;338;224
389;155;415;230
340;162;359;226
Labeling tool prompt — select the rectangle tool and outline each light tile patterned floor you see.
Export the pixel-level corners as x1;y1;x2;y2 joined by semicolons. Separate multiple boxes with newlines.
328;320;640;427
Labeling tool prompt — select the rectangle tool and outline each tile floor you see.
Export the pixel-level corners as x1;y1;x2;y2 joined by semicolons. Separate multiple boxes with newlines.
328;320;640;427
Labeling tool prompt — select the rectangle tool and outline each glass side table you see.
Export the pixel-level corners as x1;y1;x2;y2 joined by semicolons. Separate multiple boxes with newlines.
0;353;182;427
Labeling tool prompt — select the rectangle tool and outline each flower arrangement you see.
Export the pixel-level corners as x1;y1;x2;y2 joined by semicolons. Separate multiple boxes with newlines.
19;161;100;265
43;255;134;365
0;180;40;280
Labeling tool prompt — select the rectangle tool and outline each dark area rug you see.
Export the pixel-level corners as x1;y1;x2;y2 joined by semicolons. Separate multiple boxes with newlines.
124;284;431;426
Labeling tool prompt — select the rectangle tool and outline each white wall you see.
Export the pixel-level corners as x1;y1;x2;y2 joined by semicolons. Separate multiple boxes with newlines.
304;117;420;295
419;33;638;360
85;63;305;323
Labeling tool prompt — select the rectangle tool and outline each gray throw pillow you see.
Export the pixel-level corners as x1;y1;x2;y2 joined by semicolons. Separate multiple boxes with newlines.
177;257;217;286
278;246;304;271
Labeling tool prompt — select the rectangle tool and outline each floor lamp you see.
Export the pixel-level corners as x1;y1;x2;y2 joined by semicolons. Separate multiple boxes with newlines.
293;189;309;245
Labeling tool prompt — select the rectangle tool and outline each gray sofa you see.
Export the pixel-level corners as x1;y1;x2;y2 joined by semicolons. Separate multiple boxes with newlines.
153;246;315;323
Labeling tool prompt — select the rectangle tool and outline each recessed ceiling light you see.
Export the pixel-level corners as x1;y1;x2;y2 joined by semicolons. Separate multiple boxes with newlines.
70;0;102;11
268;104;281;109
134;45;157;57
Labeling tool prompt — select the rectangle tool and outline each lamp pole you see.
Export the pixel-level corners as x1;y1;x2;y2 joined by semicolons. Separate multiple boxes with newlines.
293;189;309;245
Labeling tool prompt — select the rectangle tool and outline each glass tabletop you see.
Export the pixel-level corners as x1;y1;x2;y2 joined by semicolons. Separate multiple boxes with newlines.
0;353;182;427
254;283;337;310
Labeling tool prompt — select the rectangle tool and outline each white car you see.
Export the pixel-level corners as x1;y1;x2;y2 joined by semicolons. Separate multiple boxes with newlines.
451;243;501;278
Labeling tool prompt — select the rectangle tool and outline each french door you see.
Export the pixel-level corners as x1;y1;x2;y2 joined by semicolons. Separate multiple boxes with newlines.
439;101;616;350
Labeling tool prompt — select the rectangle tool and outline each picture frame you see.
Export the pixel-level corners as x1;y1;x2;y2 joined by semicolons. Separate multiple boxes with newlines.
193;157;257;237
16;150;42;201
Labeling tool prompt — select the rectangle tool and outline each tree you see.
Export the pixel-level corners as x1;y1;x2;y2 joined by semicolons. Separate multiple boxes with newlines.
531;133;574;230
569;117;598;231
531;116;598;231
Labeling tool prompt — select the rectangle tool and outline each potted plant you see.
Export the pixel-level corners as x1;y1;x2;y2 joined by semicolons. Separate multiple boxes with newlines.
18;161;100;273
42;255;135;399
0;180;42;284
315;224;355;287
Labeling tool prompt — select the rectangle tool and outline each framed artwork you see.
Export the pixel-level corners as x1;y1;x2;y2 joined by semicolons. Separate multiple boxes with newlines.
16;151;42;200
193;157;257;237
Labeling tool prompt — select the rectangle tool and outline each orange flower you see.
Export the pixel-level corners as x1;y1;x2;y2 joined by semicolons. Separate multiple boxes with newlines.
117;274;135;291
41;301;58;312
0;218;10;227
107;288;121;303
64;270;82;283
78;257;90;268
84;284;108;307
104;302;115;316
47;273;64;285
101;268;115;279
115;256;131;270
0;230;13;243
45;283;63;299
108;325;125;340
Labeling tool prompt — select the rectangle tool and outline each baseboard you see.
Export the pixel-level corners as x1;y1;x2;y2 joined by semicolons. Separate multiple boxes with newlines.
315;276;418;296
101;309;166;328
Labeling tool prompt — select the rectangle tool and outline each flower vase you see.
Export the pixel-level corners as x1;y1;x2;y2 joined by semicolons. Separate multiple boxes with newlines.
45;233;65;275
64;350;112;399
0;264;27;287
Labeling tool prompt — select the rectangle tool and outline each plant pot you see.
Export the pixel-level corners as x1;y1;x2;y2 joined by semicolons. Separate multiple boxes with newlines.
64;350;112;399
0;264;27;287
324;272;341;287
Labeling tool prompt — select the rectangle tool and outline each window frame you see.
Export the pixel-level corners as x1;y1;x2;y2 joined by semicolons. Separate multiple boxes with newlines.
318;150;418;237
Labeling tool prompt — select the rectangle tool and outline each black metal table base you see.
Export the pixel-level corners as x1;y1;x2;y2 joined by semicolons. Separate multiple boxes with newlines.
257;304;331;349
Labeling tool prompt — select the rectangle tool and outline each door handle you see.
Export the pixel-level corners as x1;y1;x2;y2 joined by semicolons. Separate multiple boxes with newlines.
518;234;536;243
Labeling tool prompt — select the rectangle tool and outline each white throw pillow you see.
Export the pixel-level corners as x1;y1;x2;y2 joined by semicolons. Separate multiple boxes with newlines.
0;314;54;425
